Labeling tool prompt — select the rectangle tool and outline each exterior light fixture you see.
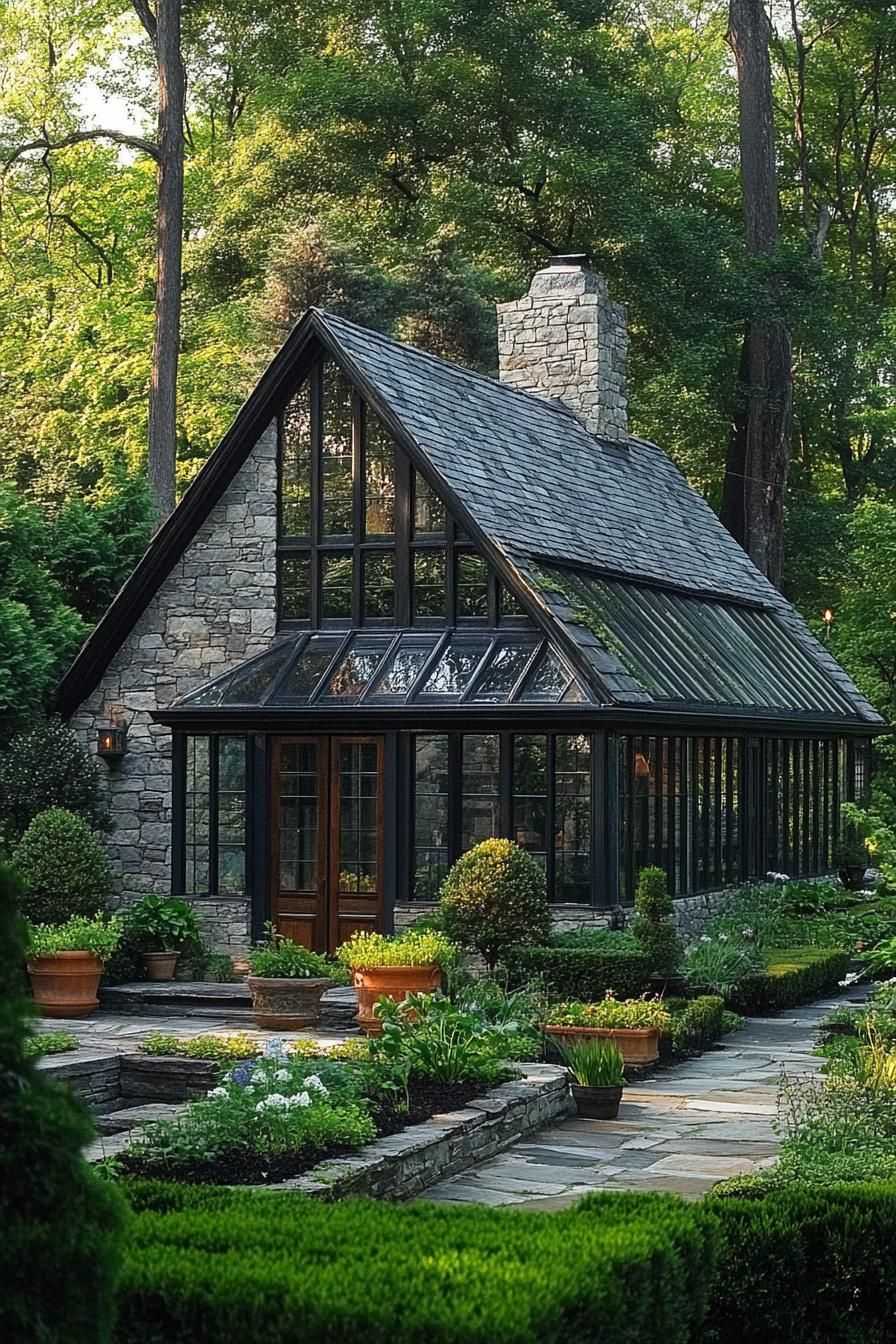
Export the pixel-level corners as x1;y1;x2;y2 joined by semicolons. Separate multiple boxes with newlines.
822;608;835;641
97;724;127;762
634;752;651;779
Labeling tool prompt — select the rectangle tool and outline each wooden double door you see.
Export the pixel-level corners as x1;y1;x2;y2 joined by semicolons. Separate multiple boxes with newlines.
270;735;385;953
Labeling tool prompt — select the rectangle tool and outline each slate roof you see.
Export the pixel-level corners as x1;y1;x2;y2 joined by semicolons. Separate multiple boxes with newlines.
56;305;884;728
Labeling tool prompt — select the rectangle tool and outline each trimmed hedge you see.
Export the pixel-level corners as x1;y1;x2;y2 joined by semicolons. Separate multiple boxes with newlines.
503;943;651;1000
727;946;850;1015
704;1183;896;1343
117;1184;713;1344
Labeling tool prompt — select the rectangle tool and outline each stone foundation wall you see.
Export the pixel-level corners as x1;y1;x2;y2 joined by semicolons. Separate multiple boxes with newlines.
68;424;279;911
182;895;252;956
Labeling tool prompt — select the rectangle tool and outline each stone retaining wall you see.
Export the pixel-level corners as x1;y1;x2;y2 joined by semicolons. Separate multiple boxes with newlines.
37;1049;122;1111
265;1063;571;1201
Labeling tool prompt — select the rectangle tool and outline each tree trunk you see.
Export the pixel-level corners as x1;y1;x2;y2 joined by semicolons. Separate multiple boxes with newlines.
722;0;793;588
147;0;184;521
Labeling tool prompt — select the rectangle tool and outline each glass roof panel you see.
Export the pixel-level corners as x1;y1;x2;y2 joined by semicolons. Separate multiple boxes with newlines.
321;638;392;701
519;649;571;703
367;638;439;698
272;634;345;703
416;637;492;699
219;640;295;704
538;566;856;716
471;640;539;703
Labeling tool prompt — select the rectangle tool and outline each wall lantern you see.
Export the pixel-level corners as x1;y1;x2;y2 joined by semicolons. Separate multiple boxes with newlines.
822;608;835;641
634;752;652;779
97;724;127;762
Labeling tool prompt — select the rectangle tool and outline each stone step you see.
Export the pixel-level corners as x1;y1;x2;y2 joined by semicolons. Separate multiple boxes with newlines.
97;1102;188;1135
100;979;358;1028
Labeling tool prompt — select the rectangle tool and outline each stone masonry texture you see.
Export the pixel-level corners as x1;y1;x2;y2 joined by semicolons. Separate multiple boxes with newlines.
68;422;278;951
496;258;629;442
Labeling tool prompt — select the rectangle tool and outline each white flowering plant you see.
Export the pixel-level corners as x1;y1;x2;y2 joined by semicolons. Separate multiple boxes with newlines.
125;1051;376;1171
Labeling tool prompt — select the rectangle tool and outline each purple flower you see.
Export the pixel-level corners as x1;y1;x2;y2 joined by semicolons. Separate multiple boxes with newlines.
231;1065;252;1086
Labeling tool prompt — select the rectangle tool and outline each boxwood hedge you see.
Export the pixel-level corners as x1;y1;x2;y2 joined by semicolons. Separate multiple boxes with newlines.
727;946;850;1015
116;1184;713;1344
502;942;651;1000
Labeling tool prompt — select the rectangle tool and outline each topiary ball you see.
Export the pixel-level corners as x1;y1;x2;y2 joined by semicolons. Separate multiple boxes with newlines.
438;838;552;968
12;807;112;924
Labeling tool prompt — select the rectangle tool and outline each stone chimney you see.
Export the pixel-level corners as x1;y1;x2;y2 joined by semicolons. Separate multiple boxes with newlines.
496;254;629;442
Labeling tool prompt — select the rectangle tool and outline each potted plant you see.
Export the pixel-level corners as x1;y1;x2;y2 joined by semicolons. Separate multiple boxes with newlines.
335;929;456;1036
125;894;202;980
543;993;672;1065
26;914;122;1017
834;835;869;892
247;925;335;1029
560;1036;625;1119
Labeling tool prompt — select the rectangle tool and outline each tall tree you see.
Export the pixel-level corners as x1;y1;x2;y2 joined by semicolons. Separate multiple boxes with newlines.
721;0;793;586
2;0;185;521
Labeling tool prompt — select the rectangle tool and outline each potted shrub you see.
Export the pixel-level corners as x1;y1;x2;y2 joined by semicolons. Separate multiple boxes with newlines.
560;1036;625;1119
26;914;122;1017
125;894;202;980
335;929;455;1036
834;835;869;892
438;838;552;969
544;993;672;1065
247;926;335;1029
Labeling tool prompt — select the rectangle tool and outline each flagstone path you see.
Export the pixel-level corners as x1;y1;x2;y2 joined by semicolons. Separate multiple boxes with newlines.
422;988;867;1209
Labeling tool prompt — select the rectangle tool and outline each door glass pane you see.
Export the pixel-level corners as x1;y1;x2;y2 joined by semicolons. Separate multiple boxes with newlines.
363;551;395;619
462;734;500;850
338;742;379;893
414;735;449;899
555;735;592;903
324;639;390;700
418;638;491;698
279;742;318;891
281;381;311;536
413;550;446;620
275;634;343;701
321;365;354;535
365;413;395;535
513;735;547;868
321;551;353;619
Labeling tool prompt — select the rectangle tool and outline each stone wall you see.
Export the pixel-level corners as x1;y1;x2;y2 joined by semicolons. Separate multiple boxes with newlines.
496;256;629;442
69;423;279;923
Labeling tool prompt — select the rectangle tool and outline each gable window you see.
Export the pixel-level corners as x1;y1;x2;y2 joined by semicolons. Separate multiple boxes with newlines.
177;735;247;896
276;359;530;629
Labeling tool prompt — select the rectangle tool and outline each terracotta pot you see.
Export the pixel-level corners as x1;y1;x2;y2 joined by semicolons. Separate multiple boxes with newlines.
353;963;443;1037
545;1024;661;1066
247;976;332;1030
570;1082;623;1120
142;950;179;981
26;951;104;1018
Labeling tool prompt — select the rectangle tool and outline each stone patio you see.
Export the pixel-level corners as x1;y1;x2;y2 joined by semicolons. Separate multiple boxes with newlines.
421;988;867;1208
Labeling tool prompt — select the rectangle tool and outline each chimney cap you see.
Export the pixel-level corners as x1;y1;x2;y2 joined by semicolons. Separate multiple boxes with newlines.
546;253;590;269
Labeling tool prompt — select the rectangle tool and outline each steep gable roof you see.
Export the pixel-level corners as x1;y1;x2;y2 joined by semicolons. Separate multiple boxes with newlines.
55;307;883;727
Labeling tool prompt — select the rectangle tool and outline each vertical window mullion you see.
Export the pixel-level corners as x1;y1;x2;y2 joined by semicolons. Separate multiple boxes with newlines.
499;732;514;840
700;737;711;889
171;732;186;895
209;736;220;897
446;518;457;623
653;735;665;876
713;737;723;888
546;735;557;901
352;392;364;625
781;741;791;875
448;733;463;865
723;737;735;884
310;362;323;625
394;446;411;626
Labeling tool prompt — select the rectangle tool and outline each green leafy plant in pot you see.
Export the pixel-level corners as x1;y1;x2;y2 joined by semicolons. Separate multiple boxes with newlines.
247;924;336;1029
26;914;122;1017
126;894;202;981
560;1036;625;1119
833;832;869;892
335;929;456;1036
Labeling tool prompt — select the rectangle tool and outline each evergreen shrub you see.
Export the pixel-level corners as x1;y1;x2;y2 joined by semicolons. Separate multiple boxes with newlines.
439;838;552;967
13;807;112;923
503;941;651;1000
0;716;109;840
116;1185;713;1344
0;862;126;1343
727;947;850;1015
630;866;682;979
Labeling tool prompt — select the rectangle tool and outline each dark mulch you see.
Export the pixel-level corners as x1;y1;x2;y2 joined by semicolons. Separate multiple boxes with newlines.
115;1078;491;1187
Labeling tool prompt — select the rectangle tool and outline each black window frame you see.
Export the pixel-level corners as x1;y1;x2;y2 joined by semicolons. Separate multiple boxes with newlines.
172;732;249;897
276;358;532;631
